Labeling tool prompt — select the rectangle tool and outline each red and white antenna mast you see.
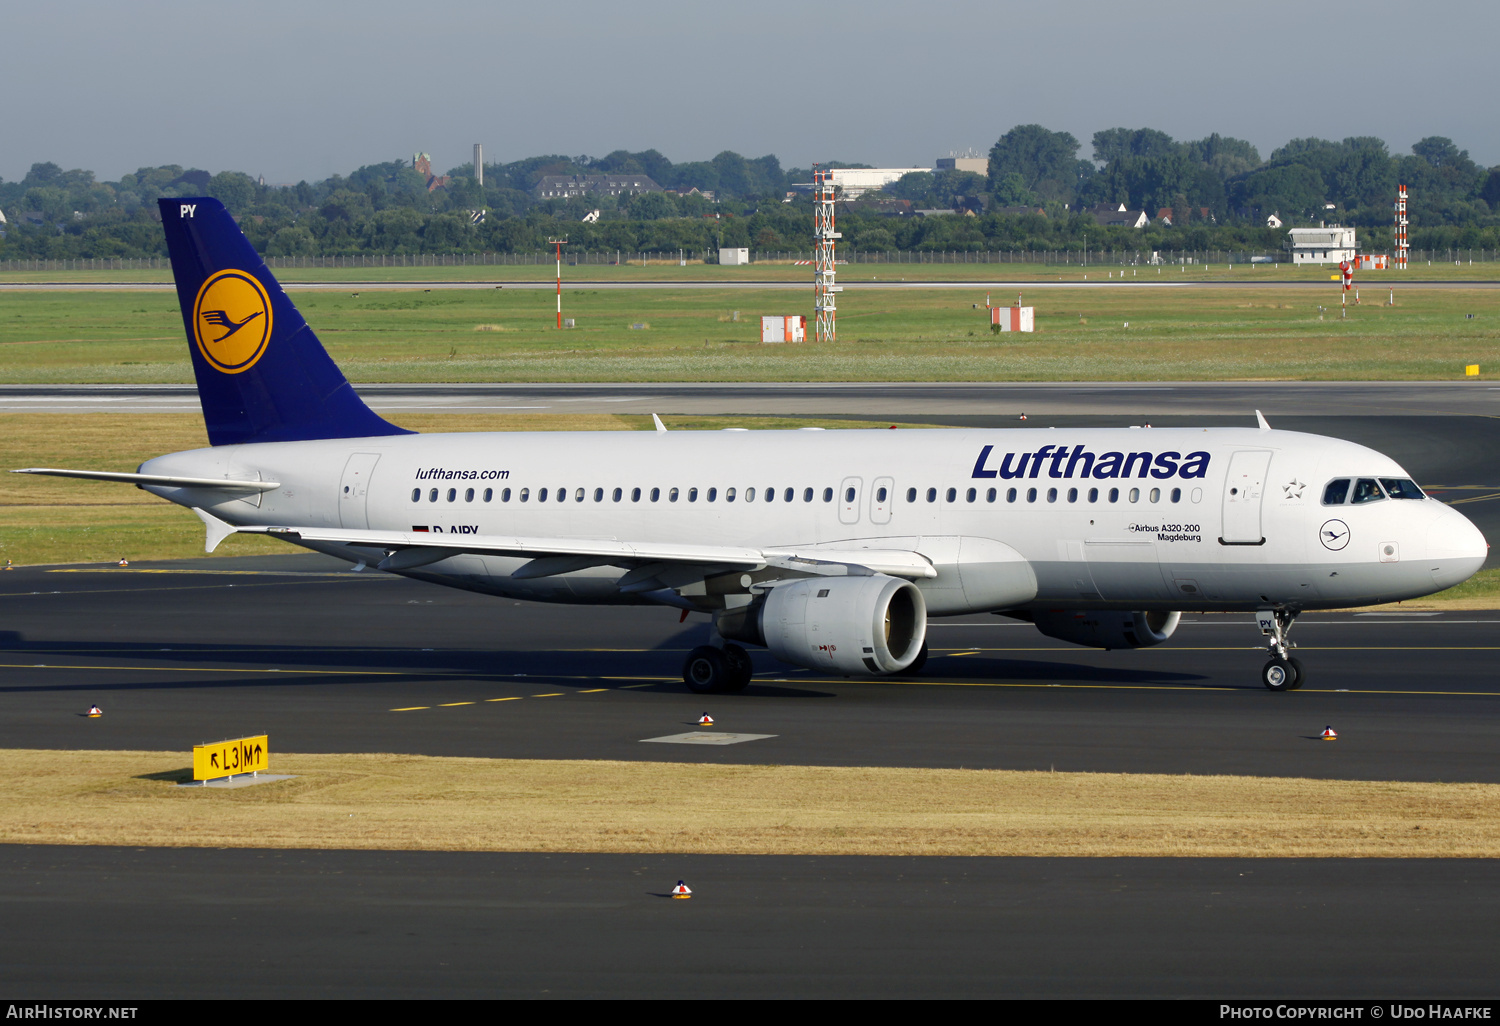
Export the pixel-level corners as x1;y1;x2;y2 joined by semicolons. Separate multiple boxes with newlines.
1394;185;1408;270
549;237;568;328
812;166;841;342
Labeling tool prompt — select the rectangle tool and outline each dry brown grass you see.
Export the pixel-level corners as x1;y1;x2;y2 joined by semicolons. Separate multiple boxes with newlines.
2;749;1496;857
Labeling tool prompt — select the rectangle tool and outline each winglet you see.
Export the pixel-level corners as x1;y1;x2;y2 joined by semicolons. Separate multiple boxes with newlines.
1255;410;1271;431
192;507;239;554
652;414;667;433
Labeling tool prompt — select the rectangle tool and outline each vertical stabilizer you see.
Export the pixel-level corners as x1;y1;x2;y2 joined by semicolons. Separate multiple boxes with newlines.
158;197;412;446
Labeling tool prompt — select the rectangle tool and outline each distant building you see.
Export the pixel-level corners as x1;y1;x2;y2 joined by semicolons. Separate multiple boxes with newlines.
534;174;662;200
936;156;988;174
1266;212;1283;229
719;248;750;266
1091;203;1148;228
413;153;450;192
1287;225;1357;265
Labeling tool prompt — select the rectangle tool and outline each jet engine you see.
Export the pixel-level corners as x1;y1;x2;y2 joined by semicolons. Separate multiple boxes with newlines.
719;574;927;675
1030;609;1181;650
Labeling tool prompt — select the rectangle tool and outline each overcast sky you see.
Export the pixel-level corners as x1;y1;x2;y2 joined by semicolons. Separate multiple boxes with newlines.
5;0;1495;184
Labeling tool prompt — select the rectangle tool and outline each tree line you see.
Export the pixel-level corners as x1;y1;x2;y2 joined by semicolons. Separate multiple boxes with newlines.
1;127;1497;261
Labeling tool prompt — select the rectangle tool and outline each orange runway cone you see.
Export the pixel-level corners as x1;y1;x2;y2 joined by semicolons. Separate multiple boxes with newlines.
86;705;102;718
671;881;692;899
1320;726;1338;740
1018;413;1027;420
698;713;714;726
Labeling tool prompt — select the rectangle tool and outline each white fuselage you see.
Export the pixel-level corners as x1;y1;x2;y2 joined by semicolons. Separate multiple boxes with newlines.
140;426;1487;615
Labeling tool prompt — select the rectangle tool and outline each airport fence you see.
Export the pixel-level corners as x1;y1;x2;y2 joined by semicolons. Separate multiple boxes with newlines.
1;248;1497;273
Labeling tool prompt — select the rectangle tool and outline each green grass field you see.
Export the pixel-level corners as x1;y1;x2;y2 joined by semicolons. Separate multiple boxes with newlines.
1;284;1494;383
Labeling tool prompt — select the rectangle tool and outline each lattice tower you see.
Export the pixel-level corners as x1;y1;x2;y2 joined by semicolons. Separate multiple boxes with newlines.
813;168;841;342
1394;185;1409;270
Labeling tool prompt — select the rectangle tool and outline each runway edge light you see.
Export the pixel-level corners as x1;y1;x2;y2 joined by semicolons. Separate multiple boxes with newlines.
86;705;102;718
698;713;714;726
672;881;692;899
1321;726;1338;740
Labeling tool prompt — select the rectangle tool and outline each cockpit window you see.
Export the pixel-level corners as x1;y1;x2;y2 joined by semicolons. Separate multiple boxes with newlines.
1351;478;1386;504
1322;479;1350;505
1379;478;1425;500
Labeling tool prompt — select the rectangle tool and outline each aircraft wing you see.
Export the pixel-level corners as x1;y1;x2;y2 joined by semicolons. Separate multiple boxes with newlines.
192;509;937;580
13;468;280;492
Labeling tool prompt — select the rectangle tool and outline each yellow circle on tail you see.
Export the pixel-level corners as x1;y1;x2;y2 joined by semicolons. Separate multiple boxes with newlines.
192;270;273;374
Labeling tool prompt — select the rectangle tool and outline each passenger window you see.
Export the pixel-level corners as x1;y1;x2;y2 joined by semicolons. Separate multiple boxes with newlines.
411;488;420;502
803;488;813;502
707;488;717;502
594;487;604;502
1088;487;1098;502
1380;478;1424;500
986;487;996;502
557;487;566;503
1006;487;1017;502
1067;487;1077;502
519;488;529;502
574;487;584;502
1046;487;1057;502
1351;478;1385;504
965;488;976;502
669;487;679;502
1170;487;1180;503
538;488;548;502
612;487;622;502
632;487;642;502
445;488;456;502
726;487;736;502
1323;479;1350;505
764;487;774;503
823;487;833;502
946;487;957;502
926;488;937;503
484;488;493;502
1108;488;1119;503
907;487;917;502
876;486;888;502
465;488;474;502
845;487;856;502
651;487;661;502
787;488;796;502
746;488;755;502
689;488;699;502
1149;487;1160;503
1026;487;1037;502
1128;487;1140;502
429;488;438;502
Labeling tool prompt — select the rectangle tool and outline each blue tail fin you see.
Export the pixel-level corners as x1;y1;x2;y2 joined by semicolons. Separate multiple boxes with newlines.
159;197;412;446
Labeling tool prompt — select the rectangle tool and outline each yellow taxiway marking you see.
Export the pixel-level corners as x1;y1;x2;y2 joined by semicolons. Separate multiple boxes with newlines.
618;683;657;688
531;692;565;697
579;688;608;693
947;651;981;657
760;677;1500;697
390;706;430;712
47;568;383;577
485;696;523;702
438;701;475;707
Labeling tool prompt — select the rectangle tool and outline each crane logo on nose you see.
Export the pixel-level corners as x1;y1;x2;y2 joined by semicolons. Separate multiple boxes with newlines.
1320;519;1350;551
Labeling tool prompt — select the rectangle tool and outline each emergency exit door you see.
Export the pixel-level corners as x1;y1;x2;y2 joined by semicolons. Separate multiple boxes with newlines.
339;453;381;529
1220;450;1271;544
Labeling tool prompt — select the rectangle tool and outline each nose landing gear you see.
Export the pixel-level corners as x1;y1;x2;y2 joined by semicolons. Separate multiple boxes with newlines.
1257;607;1303;691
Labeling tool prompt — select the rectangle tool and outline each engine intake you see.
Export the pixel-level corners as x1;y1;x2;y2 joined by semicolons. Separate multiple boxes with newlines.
720;574;927;675
1031;609;1181;650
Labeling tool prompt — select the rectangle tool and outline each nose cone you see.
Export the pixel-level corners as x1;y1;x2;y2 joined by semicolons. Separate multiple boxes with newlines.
1427;504;1488;591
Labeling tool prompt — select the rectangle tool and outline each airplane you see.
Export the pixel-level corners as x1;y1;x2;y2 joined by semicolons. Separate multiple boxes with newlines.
14;198;1488;693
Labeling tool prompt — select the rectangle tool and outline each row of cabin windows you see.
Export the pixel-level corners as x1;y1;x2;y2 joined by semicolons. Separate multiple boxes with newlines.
907;485;1183;504
411;485;844;504
409;483;1184;506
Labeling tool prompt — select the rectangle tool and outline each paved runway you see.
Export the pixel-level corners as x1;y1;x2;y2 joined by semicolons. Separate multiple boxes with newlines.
4;379;1499;416
3;555;1498;782
4;845;1496;998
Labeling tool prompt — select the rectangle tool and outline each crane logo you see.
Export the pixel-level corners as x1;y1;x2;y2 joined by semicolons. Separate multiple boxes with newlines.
192;269;273;374
1319;519;1350;551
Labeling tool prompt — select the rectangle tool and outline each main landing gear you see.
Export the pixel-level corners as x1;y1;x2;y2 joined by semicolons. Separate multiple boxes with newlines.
683;643;753;694
1257;607;1304;691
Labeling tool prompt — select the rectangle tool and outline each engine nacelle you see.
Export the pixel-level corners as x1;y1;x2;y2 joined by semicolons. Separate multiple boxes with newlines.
1031;609;1181;650
725;574;927;675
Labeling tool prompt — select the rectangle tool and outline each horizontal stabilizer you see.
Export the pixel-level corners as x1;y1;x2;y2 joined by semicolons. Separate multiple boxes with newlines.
12;468;279;491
